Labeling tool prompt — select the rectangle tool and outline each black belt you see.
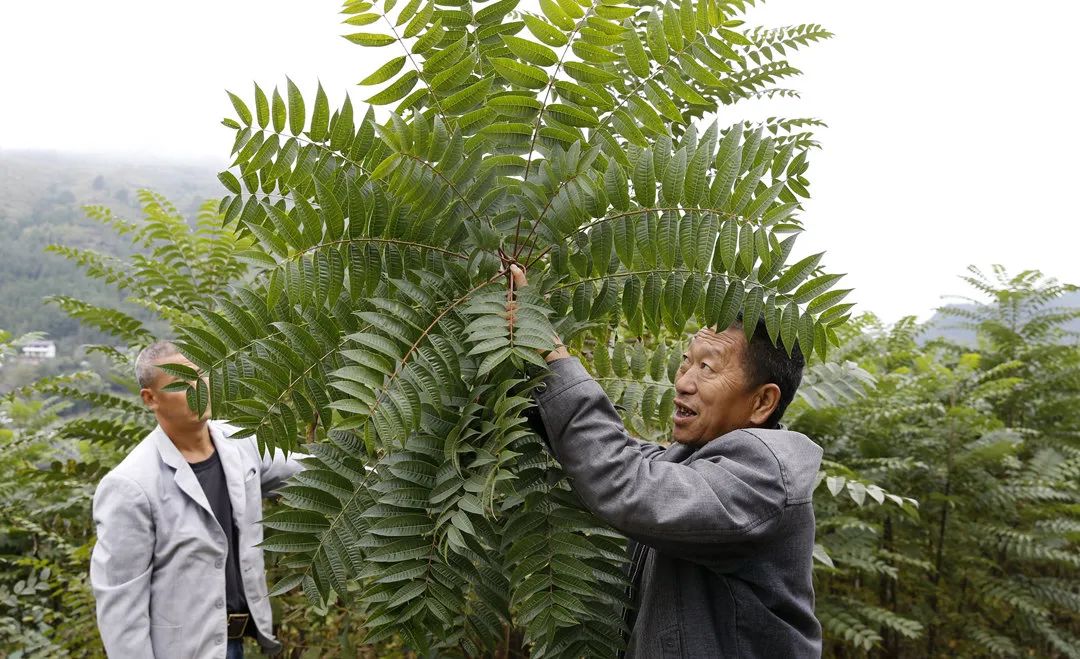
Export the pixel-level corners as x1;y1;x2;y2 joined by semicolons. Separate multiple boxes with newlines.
227;613;250;639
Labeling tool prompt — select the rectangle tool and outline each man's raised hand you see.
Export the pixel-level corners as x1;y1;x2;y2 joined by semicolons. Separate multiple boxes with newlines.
509;265;571;363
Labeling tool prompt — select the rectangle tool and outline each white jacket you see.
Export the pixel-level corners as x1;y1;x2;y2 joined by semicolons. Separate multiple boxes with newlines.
90;421;305;657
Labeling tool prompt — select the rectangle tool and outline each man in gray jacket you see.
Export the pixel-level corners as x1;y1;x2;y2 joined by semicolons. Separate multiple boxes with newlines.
513;267;823;658
90;341;305;658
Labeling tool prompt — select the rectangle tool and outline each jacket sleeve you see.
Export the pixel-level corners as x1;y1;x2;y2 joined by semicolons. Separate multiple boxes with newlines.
248;437;307;495
534;358;788;556
89;474;155;657
525;399;669;461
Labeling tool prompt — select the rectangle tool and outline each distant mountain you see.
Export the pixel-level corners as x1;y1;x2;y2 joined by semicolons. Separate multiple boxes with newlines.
919;290;1080;346
3;150;1075;360
0;150;221;350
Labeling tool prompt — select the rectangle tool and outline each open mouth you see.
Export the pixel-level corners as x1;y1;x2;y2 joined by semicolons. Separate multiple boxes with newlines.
674;401;697;420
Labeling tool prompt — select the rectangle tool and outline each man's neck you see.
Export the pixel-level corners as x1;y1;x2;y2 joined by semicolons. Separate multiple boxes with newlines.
162;421;214;463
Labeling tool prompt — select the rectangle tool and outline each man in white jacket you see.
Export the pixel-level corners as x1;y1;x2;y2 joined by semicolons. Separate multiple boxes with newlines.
90;341;305;657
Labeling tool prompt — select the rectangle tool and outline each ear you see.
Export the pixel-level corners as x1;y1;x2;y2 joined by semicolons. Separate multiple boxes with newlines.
749;383;782;427
140;387;156;410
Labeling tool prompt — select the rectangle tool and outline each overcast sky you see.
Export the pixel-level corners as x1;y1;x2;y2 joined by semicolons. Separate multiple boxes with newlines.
1;1;1077;323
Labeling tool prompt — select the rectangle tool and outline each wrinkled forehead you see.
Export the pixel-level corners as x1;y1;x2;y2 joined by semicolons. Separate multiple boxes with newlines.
687;327;744;359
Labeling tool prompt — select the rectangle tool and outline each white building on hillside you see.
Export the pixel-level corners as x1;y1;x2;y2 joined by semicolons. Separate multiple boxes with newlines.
22;340;56;359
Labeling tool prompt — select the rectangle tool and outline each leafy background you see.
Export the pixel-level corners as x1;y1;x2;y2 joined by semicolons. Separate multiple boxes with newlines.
179;0;852;653
1;0;1078;656
4;201;1077;657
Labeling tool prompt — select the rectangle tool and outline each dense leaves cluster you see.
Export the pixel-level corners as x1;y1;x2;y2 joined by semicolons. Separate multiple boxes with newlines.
6;0;1075;655
0;152;224;350
800;269;1080;658
18;2;1071;658
0;195;243;657
0;198;384;657
4;188;1077;655
171;0;852;652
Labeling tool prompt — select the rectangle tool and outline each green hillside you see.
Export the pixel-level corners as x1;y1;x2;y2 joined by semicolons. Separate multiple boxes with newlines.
0;151;221;349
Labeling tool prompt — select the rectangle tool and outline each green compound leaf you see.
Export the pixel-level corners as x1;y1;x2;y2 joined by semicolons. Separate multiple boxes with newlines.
286;77;305;136
344;32;397;47
366;71;420;105
271;86;286;133
359;56;407;86
174;8;848;654
490;58;550;89
502;35;559;67
524;14;569;47
227;91;252;126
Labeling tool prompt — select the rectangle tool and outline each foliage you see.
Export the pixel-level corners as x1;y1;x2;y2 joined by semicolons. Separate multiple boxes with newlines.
0;352;116;656
938;265;1080;432
175;0;850;653
798;269;1080;658
7;184;1077;657
0;151;220;355
43;191;252;351
0;196;390;657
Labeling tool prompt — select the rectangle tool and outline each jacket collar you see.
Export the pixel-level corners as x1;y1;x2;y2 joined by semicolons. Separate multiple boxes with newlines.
153;422;247;526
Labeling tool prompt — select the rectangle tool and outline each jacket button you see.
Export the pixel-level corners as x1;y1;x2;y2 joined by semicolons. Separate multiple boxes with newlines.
215;636;223;645
215;559;224;569
215;598;224;609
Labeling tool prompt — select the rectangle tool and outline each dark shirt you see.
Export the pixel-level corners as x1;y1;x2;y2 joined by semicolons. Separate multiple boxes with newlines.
190;450;248;614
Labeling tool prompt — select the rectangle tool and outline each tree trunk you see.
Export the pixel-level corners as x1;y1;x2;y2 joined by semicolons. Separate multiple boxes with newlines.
927;413;956;658
880;514;898;658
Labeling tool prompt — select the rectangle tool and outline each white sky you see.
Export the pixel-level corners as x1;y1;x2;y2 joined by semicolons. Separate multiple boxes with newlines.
1;1;1077;322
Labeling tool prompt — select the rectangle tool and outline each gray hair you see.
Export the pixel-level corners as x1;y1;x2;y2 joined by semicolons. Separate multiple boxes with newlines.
135;340;180;389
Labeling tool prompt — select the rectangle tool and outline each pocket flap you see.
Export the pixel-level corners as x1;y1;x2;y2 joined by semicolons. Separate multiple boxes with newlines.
150;623;182;651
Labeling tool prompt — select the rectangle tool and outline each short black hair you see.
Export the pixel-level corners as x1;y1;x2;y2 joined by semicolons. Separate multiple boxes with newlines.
731;316;804;429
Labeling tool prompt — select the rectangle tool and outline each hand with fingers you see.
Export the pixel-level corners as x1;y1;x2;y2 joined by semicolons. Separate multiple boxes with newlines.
508;264;572;364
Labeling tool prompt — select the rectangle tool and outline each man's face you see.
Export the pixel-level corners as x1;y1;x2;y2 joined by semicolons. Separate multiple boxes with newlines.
671;328;761;446
140;353;210;427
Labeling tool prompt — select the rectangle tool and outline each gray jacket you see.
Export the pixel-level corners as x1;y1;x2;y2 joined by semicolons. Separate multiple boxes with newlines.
90;421;304;658
533;358;823;658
